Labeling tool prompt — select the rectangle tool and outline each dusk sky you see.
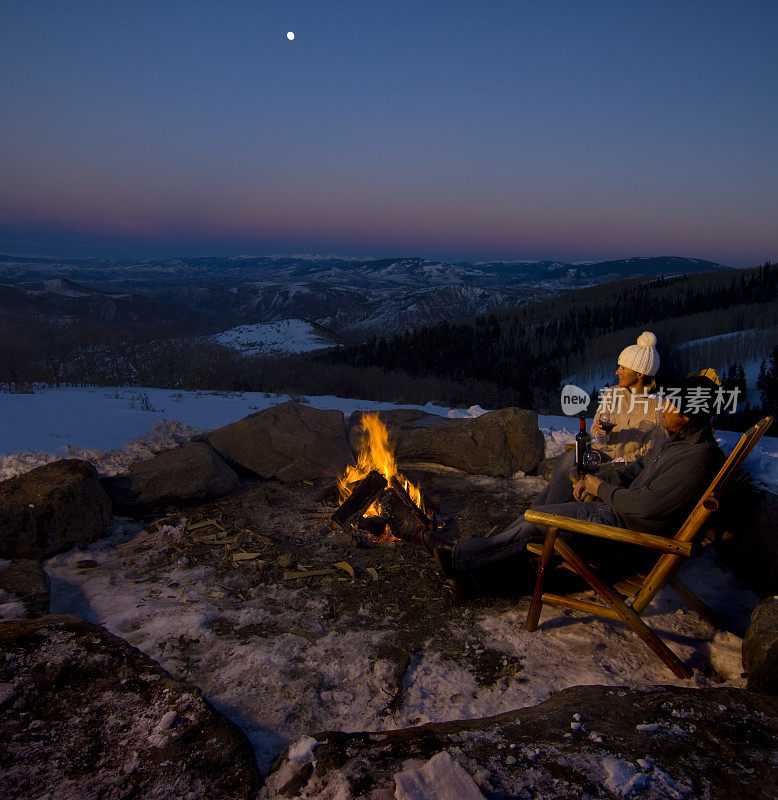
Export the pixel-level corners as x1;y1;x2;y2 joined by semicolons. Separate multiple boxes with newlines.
1;1;776;266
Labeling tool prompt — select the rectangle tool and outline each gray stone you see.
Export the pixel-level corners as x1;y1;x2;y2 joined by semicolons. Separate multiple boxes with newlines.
204;401;353;484
0;614;261;799
0;559;50;617
102;442;239;512
537;455;561;481
743;597;778;694
0;459;112;560
349;407;545;477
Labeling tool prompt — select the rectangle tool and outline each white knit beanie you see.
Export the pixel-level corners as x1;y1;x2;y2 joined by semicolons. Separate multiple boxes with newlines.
617;332;660;376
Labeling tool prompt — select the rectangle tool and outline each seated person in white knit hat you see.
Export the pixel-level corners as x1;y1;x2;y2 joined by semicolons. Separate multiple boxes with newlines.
534;331;666;507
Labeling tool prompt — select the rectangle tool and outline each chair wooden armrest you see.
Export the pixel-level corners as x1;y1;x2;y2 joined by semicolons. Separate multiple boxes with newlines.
523;510;692;556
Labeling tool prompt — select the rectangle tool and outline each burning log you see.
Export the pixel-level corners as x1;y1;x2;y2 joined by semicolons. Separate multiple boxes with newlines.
332;470;387;530
389;476;431;530
376;487;424;541
333;414;432;541
357;515;389;537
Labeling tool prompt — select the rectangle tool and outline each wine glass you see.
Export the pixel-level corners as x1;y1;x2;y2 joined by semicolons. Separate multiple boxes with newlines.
582;448;602;474
598;412;615;442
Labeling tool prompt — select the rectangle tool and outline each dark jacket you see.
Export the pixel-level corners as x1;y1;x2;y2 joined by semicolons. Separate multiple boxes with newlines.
595;425;724;534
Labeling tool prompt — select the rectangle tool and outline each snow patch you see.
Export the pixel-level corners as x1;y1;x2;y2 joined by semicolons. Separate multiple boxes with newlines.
212;318;337;355
394;751;486;800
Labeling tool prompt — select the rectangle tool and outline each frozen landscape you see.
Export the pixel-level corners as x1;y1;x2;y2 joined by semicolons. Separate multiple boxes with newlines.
2;384;776;797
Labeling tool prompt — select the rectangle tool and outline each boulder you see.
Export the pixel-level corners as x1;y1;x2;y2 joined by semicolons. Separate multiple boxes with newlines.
536;455;561;481
349;407;545;477
0;614;261;799
716;486;778;596
743;597;778;694
0;559;50;617
102;442;239;512
204;401;353;484
0;459;112;560
264;685;778;799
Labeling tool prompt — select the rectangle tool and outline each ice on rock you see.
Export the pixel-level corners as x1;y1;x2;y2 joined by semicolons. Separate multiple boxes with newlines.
154;711;177;733
394;751;487;800
287;734;319;763
602;756;651;796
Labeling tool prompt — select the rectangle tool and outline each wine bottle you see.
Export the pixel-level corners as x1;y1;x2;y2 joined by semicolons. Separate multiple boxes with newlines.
575;416;592;475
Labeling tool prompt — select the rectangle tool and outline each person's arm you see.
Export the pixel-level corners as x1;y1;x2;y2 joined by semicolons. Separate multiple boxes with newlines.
595;447;716;522
598;454;644;487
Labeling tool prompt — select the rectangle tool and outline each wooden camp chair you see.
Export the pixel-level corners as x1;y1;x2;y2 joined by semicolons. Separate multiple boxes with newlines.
524;416;773;678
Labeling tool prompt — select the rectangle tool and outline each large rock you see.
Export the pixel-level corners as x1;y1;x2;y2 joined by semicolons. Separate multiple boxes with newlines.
716;486;778;596
743;597;778;694
264;685;778;799
102;442;239;512
349;407;545;477
0;559;50;618
0;459;112;560
0;614;261;799
204;401;353;484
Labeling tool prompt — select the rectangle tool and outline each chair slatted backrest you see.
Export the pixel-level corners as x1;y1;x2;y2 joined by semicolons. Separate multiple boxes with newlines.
632;416;773;613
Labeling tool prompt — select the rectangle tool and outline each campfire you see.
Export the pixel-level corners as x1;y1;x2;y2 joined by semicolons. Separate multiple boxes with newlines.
333;414;432;542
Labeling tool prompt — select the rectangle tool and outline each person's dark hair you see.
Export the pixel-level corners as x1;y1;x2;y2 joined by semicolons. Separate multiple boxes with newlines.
673;375;719;431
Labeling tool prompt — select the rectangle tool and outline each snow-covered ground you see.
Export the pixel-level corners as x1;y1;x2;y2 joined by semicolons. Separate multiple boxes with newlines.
1;384;773;775
212;318;339;355
0;387;461;479
41;527;757;774
1;386;776;490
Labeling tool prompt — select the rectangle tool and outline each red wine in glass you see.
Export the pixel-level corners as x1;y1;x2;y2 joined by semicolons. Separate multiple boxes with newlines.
599;412;615;436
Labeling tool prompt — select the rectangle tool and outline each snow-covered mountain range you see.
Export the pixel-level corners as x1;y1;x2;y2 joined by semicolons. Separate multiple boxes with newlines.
0;254;731;341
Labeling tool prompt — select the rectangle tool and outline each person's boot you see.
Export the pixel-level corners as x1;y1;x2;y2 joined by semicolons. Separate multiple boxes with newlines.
421;528;458;576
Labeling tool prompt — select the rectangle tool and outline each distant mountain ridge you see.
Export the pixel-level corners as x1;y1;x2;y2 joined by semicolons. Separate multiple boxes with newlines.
0;254;732;340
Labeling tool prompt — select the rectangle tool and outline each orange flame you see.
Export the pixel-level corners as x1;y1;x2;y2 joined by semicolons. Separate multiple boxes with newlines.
338;413;424;515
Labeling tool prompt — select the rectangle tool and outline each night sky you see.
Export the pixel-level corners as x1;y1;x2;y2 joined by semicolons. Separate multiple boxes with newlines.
1;1;776;265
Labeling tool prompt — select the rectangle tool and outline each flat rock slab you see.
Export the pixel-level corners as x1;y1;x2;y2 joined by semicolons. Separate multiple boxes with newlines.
264;685;778;800
349;407;545;477
102;441;239;512
0;459;112;560
0;614;261;800
205;401;354;484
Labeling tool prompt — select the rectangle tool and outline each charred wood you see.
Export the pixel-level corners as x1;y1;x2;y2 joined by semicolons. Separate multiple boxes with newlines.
378;487;424;541
332;470;387;529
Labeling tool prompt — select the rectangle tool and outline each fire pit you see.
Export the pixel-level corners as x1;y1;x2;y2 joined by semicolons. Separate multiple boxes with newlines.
333;414;432;543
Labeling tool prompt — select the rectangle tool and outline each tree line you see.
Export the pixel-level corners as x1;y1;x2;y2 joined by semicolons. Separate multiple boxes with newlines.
317;262;778;420
2;262;776;427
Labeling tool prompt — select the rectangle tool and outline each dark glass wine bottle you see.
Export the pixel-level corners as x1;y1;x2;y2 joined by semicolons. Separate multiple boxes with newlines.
575;416;592;475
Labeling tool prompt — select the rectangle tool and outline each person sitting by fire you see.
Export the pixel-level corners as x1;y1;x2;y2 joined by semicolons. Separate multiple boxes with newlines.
535;331;666;508
421;374;725;594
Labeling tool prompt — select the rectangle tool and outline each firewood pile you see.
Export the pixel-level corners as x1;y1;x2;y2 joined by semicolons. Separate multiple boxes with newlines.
331;469;432;545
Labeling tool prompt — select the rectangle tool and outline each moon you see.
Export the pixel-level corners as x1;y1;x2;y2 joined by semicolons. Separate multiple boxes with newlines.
286;31;295;41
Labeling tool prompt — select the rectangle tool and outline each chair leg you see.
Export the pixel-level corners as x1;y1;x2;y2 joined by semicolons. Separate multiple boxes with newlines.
525;527;558;632
554;539;693;679
669;576;721;628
